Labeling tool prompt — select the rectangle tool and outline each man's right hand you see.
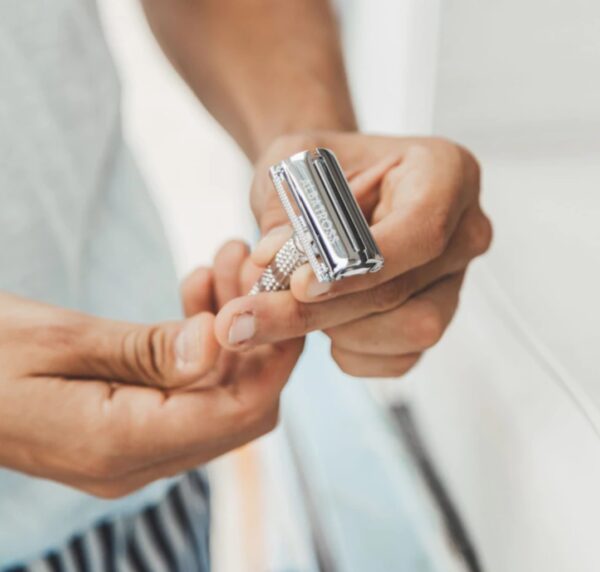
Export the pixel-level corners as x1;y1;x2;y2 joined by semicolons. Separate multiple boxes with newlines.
0;241;302;498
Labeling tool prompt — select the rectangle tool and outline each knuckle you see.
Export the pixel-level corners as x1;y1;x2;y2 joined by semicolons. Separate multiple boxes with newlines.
125;325;170;387
336;359;358;377
290;301;314;335
369;278;406;313
257;405;281;435
391;354;421;377
323;325;341;345
381;162;405;194
405;141;437;166
468;213;493;256
145;326;169;383
409;138;461;172
458;145;482;189
330;345;346;368
217;240;250;264
340;365;360;377
433;137;465;167
411;303;446;349
426;208;452;259
331;346;359;377
433;139;481;199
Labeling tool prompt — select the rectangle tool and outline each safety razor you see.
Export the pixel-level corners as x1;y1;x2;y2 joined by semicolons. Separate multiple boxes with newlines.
250;148;384;295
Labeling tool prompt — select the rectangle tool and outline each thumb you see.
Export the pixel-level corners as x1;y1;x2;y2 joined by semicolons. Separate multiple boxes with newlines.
92;312;221;388
1;292;220;388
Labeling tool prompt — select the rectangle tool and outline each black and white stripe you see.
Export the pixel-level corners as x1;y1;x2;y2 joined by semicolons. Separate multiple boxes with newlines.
4;469;210;572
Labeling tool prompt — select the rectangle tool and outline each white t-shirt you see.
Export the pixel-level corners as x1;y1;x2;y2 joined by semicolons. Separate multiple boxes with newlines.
0;1;182;564
412;1;600;570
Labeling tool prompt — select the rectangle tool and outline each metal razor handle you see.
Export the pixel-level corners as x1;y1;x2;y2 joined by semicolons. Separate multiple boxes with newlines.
249;237;307;295
250;148;383;296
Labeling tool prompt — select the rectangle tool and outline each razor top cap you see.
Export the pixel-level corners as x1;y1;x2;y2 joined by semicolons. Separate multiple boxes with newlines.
250;148;383;294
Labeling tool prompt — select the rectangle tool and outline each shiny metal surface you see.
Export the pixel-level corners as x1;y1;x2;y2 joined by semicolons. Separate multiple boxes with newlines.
251;148;383;294
249;237;307;295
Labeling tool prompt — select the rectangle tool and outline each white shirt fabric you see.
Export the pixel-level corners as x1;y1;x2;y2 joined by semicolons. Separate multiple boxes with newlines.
0;1;182;565
410;1;600;570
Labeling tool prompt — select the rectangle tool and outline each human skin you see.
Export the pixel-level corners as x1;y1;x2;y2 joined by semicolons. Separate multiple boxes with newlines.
141;0;357;160
142;0;492;377
0;242;302;498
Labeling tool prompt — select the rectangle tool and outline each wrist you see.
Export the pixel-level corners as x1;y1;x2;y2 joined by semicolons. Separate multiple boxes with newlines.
247;95;357;162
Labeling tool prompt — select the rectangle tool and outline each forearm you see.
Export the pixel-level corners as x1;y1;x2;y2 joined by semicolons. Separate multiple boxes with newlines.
141;0;356;161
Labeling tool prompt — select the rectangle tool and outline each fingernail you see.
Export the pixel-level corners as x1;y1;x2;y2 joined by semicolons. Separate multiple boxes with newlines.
253;225;293;265
175;320;203;367
228;313;256;345
265;224;292;237
258;225;292;247
306;279;331;299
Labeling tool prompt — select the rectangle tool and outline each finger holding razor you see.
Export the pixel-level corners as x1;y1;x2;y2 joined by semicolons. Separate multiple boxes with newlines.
217;133;492;378
292;139;490;303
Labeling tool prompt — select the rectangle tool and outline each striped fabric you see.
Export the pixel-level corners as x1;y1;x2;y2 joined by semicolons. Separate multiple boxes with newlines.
4;470;210;572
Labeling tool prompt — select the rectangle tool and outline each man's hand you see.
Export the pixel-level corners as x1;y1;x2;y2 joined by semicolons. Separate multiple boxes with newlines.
214;132;492;377
0;241;302;498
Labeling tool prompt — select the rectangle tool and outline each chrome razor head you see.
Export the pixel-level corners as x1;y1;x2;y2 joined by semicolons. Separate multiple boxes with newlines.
270;148;384;283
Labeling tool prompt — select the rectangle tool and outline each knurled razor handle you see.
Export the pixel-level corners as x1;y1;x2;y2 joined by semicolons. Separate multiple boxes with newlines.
249;237;307;295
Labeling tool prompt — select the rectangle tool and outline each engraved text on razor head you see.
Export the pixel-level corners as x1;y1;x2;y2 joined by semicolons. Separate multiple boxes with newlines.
303;178;345;256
